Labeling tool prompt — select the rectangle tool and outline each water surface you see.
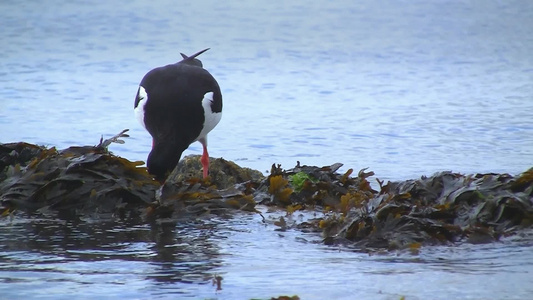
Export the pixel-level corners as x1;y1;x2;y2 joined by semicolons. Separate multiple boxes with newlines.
1;0;532;299
1;210;532;300
1;0;532;179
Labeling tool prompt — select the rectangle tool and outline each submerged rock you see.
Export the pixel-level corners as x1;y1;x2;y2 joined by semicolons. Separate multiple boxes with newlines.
1;131;532;250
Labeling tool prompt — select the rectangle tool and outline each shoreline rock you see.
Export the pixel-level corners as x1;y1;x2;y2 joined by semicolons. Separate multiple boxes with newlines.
1;136;531;251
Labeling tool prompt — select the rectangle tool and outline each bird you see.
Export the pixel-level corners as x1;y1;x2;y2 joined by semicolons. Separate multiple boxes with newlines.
134;48;222;182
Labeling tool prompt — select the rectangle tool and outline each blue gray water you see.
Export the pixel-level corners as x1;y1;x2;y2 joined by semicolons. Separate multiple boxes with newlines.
1;0;533;299
1;212;532;300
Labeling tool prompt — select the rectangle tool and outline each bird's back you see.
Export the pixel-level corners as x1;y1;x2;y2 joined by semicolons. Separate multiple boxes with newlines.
138;63;221;146
134;50;223;181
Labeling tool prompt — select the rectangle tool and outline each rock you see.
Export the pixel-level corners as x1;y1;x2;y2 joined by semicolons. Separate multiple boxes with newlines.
0;142;45;182
1;133;532;250
320;169;533;250
167;155;264;189
0;141;158;217
0;133;264;219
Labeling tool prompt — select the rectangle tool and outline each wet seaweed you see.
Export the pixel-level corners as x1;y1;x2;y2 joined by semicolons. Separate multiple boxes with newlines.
1;130;531;250
0;130;261;220
0;130;157;217
259;163;532;250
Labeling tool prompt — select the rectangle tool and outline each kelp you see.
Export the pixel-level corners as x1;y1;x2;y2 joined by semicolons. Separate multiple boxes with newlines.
167;155;264;189
257;162;376;210
143;153;263;220
0;130;261;219
258;163;533;250
146;175;258;221
0;130;157;217
1;130;532;249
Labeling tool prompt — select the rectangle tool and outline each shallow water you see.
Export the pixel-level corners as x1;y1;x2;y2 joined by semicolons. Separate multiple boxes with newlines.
1;210;532;300
1;0;533;299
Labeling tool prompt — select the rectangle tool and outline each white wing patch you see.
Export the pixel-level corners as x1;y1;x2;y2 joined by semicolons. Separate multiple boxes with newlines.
196;91;222;144
134;86;148;129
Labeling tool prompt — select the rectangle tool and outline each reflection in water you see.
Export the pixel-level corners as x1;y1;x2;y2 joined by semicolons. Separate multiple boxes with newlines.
0;215;226;288
147;221;223;285
0;211;532;299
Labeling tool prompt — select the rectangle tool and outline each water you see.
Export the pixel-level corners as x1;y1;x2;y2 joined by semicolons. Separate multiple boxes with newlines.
1;211;532;300
1;0;533;299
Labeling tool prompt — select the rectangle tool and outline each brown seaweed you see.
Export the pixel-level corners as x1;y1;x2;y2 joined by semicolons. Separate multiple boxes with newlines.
260;164;533;250
1;130;531;250
0;130;157;217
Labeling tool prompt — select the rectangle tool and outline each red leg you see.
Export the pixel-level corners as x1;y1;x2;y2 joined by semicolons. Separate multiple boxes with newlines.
201;143;209;178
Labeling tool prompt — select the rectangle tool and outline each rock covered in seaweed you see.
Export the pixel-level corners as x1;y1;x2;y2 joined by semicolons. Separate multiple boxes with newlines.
257;162;376;207
1;132;532;250
169;155;264;189
0;130;158;217
142;155;264;220
0;142;45;182
0;130;262;219
357;170;533;248
259;162;533;250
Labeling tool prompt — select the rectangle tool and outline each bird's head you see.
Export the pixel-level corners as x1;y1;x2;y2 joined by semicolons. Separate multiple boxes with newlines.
146;142;185;183
178;48;210;67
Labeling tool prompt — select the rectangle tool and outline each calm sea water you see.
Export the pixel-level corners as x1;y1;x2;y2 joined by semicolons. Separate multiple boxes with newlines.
1;211;532;300
1;0;532;299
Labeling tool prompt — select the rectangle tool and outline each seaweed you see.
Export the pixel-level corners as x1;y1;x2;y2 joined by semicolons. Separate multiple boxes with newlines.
0;130;157;217
1;130;531;250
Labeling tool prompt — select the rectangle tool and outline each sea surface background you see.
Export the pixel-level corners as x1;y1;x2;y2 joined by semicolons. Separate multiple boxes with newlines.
1;0;532;299
2;0;532;180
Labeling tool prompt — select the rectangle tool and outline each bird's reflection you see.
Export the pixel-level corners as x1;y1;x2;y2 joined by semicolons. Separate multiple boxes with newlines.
147;220;224;284
0;214;229;285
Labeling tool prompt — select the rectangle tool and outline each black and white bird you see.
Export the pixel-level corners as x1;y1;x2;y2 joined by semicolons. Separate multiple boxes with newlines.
134;48;222;182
